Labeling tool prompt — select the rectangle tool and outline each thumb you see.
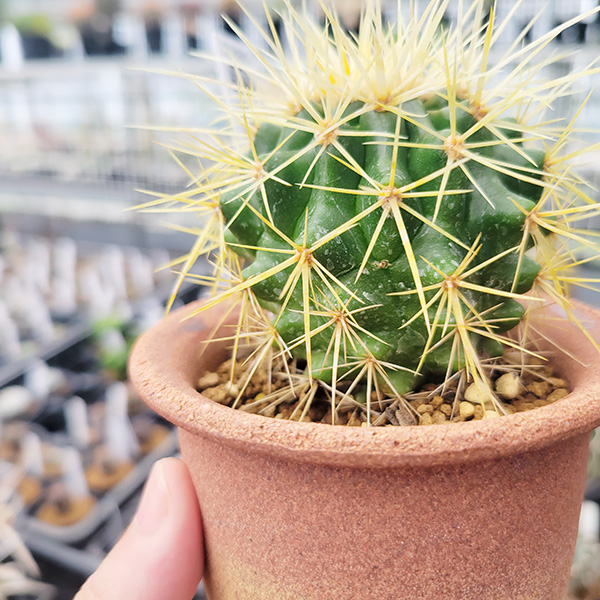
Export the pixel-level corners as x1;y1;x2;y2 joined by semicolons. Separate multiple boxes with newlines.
75;458;203;600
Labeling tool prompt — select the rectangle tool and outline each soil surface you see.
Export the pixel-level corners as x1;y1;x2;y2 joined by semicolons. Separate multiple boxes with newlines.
197;352;570;427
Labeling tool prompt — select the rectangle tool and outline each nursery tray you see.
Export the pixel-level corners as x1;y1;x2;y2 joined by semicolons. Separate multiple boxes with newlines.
0;321;90;388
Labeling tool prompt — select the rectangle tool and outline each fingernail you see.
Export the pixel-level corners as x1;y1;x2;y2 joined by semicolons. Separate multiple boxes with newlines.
134;460;170;536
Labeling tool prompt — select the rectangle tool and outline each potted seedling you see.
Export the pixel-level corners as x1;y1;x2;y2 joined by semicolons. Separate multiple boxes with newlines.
130;1;600;598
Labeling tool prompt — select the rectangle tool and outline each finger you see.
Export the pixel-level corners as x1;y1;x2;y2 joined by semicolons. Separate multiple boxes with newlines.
75;457;203;600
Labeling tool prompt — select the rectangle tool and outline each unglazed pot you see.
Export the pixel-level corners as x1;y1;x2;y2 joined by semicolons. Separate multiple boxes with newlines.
129;300;600;600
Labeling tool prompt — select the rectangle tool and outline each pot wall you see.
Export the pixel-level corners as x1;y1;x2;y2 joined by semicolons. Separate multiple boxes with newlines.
181;428;588;600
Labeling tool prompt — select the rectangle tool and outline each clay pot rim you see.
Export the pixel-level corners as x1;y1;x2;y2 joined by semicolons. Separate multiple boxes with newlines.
129;299;600;468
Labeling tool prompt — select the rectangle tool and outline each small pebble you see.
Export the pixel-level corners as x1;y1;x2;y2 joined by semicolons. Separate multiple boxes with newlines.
527;381;549;398
431;396;444;409
417;404;434;415
547;388;569;403
459;402;475;419
464;383;492;404
198;372;220;389
439;404;452;416
485;410;499;419
495;372;520;400
474;405;484;420
419;413;433;426
224;382;240;397
432;411;447;424
202;384;231;405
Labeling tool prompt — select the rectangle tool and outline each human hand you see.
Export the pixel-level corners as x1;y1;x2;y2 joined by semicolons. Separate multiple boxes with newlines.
75;458;203;600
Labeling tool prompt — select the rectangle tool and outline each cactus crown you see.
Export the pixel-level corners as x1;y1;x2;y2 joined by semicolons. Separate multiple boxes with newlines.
145;0;600;421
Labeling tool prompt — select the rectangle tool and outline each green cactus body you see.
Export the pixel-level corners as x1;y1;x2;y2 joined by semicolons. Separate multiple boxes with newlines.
219;96;545;393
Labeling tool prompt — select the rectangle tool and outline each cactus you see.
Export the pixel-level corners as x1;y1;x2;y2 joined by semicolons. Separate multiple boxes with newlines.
150;0;600;420
219;93;545;394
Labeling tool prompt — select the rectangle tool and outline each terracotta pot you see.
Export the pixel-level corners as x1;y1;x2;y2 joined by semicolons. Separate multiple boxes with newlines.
129;300;600;600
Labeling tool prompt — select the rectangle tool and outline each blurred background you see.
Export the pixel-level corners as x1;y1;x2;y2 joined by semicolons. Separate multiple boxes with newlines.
2;1;600;599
